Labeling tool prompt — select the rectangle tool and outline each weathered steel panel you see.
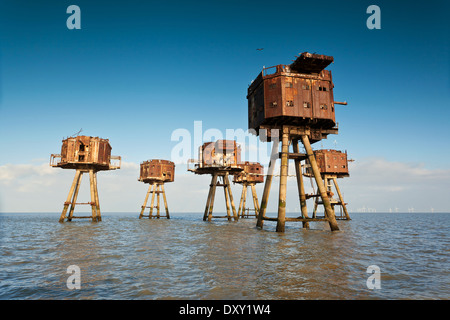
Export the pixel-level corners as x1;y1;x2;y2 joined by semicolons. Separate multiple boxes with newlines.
200;140;241;168
233;161;264;184
52;135;120;171
306;149;349;176
139;159;175;183
247;52;340;133
264;76;282;119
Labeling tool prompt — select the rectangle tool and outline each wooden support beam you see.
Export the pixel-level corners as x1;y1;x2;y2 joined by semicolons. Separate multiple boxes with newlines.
237;184;246;218
139;182;171;219
242;184;248;218
71;216;97;219
93;171;101;221
313;188;319;218
225;171;238;221
89;169;99;222
149;182;156;219
223;175;232;221
161;183;170;219
139;184;152;219
60;169;81;222
276;126;289;232
292;139;310;229
203;174;215;221
67;170;83;222
257;138;279;229
206;173;218;222
262;216;329;222
332;177;351;220
156;184;161;218
301;134;340;231
251;184;260;215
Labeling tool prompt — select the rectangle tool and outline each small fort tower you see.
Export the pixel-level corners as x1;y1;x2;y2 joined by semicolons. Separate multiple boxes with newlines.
138;159;175;219
188;140;243;221
50;135;121;222
233;161;264;218
304;149;351;220
247;51;348;232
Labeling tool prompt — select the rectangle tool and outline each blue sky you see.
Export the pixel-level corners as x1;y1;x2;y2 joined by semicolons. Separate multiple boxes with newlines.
0;0;449;213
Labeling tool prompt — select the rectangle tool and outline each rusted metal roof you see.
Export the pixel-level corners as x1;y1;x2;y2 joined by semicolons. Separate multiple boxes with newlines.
289;52;334;74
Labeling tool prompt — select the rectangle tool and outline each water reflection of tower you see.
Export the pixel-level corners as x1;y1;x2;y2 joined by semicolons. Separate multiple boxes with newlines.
50;135;121;222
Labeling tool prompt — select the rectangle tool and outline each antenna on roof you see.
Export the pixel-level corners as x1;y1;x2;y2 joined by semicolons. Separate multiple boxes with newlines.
71;128;83;137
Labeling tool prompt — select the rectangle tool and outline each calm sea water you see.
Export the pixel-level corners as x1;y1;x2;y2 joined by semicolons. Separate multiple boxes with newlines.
0;212;448;300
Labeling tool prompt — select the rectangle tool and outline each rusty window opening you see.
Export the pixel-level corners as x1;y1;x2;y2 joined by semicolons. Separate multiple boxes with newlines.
78;155;85;161
302;84;310;90
79;144;85;151
269;83;277;89
271;101;278;107
286;101;294;107
285;82;293;88
320;104;328;110
303;102;311;108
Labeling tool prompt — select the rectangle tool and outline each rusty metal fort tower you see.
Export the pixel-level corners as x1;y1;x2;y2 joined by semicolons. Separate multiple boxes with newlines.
303;149;352;220
233;161;264;218
138;159;175;219
247;52;348;232
50;135;121;222
188;140;243;222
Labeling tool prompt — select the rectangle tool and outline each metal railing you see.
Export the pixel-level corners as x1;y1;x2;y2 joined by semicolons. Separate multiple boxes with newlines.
50;154;62;167
109;155;121;169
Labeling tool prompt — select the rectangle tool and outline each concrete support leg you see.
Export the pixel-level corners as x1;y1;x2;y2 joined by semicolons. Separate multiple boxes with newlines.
276;127;289;232
301;134;339;231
